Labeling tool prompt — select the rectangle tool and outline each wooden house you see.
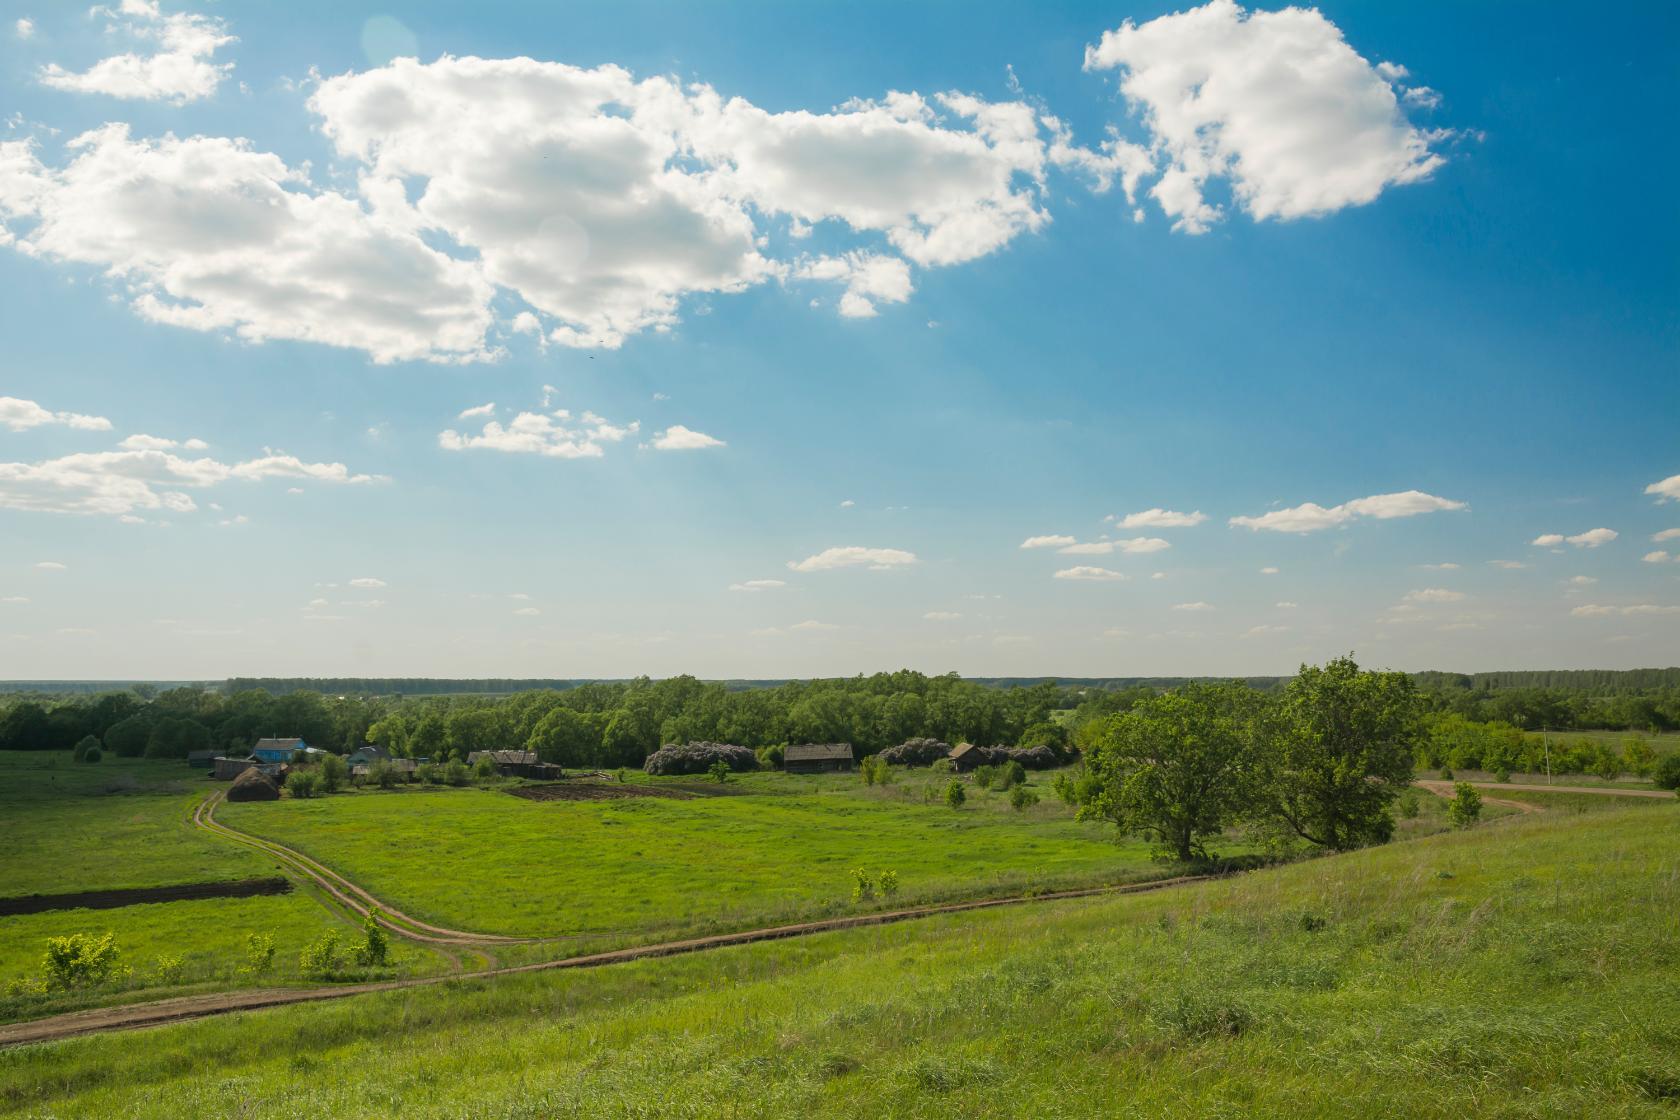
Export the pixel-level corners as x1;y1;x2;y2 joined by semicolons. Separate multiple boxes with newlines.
784;743;855;773
949;742;984;772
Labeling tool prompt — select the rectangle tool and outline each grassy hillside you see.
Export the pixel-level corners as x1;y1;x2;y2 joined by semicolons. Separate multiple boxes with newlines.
3;798;1675;1118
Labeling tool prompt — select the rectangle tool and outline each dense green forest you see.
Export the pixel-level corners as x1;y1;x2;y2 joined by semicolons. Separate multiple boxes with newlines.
1;667;1676;768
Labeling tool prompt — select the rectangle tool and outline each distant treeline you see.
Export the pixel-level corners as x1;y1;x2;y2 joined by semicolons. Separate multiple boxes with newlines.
3;666;1678;771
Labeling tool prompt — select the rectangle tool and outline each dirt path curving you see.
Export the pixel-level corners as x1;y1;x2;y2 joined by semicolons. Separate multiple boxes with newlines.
193;792;529;946
0;872;1212;1049
1415;781;1544;814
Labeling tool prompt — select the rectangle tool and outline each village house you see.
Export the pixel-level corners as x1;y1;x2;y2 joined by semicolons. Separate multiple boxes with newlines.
250;738;321;764
346;744;393;767
949;742;983;772
784;742;855;774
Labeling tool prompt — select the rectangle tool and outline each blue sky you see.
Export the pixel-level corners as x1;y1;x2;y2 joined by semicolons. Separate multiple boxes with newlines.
0;0;1675;679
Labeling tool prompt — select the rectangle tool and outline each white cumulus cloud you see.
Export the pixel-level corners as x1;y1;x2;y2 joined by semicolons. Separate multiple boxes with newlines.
788;546;917;573
650;425;724;451
439;409;638;460
1535;528;1617;549
1053;566;1126;581
1115;507;1205;528
457;402;496;420
1230;490;1465;532
1058;537;1170;555
1403;588;1465;603
40;1;235;105
728;579;786;592
0;126;496;363
0;440;381;518
1020;534;1076;549
1645;474;1680;503
0;396;111;433
1084;0;1445;233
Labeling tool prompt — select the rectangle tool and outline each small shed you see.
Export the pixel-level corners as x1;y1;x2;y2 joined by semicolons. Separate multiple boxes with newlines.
213;756;255;781
949;742;983;772
187;750;217;770
226;767;280;802
785;742;855;773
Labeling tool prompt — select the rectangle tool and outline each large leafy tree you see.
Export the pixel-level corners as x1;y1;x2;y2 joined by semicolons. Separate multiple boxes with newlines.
1078;681;1260;862
1258;656;1422;851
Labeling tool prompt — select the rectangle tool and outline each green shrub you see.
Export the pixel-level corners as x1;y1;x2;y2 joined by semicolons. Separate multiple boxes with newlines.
879;869;899;898
944;780;966;809
286;770;320;799
707;759;731;783
1624;738;1656;777
1001;760;1026;790
356;911;389;968
973;764;996;790
931;758;954;775
82;745;102;763
1009;784;1039;812
1588;743;1623;781
417;762;441;785
1447;782;1482;829
1439;767;1453;780
71;735;100;763
299;931;343;980
320;754;348;793
42;932;127;991
446;760;471;786
850;867;875;903
1653;754;1680;791
241;932;275;975
151;954;185;985
1396;788;1421;819
371;761;399;790
473;757;496;781
1492;765;1511;783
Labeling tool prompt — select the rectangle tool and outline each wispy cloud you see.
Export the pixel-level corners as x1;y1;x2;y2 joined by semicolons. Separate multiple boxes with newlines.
1230;490;1465;533
788;547;917;572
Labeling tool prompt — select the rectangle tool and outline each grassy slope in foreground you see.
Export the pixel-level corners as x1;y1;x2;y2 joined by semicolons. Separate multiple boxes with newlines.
4;802;1676;1118
214;772;1163;938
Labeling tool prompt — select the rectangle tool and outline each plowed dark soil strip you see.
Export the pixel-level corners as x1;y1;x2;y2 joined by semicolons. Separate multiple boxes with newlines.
507;781;696;802
0;873;1212;1048
0;878;291;916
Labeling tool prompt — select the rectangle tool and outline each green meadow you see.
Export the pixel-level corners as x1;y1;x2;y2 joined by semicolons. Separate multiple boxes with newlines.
3;798;1674;1118
0;753;271;895
216;771;1170;940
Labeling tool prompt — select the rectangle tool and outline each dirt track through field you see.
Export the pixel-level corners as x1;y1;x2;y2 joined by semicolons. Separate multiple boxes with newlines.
0;872;1211;1049
1416;779;1675;806
192;792;529;947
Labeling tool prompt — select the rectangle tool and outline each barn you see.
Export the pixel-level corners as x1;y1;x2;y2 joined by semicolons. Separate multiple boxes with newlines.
466;750;559;779
784;742;855;773
949;742;984;772
213;756;256;781
226;767;280;802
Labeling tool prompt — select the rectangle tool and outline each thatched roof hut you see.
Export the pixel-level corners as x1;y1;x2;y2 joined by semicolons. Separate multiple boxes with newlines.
227;766;280;802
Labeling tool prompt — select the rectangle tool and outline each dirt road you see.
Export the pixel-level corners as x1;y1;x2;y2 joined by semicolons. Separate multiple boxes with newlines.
193;792;529;946
1416;779;1674;803
0;872;1210;1048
